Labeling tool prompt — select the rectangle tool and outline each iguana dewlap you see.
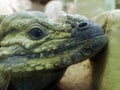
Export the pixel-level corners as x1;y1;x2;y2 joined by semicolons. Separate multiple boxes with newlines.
0;11;108;90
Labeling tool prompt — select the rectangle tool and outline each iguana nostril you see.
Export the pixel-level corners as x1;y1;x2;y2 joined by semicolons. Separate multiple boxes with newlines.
71;20;104;41
77;21;90;30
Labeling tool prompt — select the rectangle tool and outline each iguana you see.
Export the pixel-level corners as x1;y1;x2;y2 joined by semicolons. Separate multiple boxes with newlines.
0;11;108;90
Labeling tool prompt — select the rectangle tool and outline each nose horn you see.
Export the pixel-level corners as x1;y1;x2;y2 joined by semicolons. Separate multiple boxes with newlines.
71;20;104;41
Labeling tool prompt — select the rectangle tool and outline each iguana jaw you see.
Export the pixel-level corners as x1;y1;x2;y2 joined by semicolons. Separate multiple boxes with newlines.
0;18;108;74
0;34;107;74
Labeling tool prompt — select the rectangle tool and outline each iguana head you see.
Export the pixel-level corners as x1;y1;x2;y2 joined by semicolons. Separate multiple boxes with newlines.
0;11;108;90
0;11;108;74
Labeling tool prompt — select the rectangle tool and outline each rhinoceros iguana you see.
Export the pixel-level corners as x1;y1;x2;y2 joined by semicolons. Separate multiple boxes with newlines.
0;11;108;90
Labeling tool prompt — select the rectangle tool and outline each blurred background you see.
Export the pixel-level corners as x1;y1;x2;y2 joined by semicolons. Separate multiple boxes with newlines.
0;0;119;18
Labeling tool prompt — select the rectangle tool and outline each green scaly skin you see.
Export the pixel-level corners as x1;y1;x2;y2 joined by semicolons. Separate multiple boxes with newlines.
0;11;108;90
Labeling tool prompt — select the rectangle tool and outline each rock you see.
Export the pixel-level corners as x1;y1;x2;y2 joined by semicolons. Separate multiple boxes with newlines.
92;10;120;90
59;60;93;90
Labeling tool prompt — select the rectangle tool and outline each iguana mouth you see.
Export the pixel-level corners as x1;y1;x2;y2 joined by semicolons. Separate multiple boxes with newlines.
3;34;104;60
26;34;105;59
1;35;107;71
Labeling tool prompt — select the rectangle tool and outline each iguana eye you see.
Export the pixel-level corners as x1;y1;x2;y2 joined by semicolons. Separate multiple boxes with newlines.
27;28;45;40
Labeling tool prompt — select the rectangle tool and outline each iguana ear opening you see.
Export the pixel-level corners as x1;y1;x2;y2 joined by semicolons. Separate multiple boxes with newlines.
0;15;7;24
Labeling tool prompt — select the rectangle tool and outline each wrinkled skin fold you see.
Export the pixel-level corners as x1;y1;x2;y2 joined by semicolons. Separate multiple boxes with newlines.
0;11;108;90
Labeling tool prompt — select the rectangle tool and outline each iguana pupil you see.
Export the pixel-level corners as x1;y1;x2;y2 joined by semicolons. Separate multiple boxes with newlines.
27;27;45;40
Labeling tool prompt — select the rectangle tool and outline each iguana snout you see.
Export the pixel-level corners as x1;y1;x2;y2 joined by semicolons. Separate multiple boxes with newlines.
65;19;107;63
71;20;104;41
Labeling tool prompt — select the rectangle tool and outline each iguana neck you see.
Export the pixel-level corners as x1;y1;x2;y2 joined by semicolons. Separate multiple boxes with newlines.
8;68;66;90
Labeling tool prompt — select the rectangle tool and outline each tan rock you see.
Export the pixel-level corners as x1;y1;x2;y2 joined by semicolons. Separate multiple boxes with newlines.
59;60;93;90
92;10;120;90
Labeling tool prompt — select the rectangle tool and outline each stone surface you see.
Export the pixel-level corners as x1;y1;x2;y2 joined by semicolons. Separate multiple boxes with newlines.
59;60;93;90
92;10;120;90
